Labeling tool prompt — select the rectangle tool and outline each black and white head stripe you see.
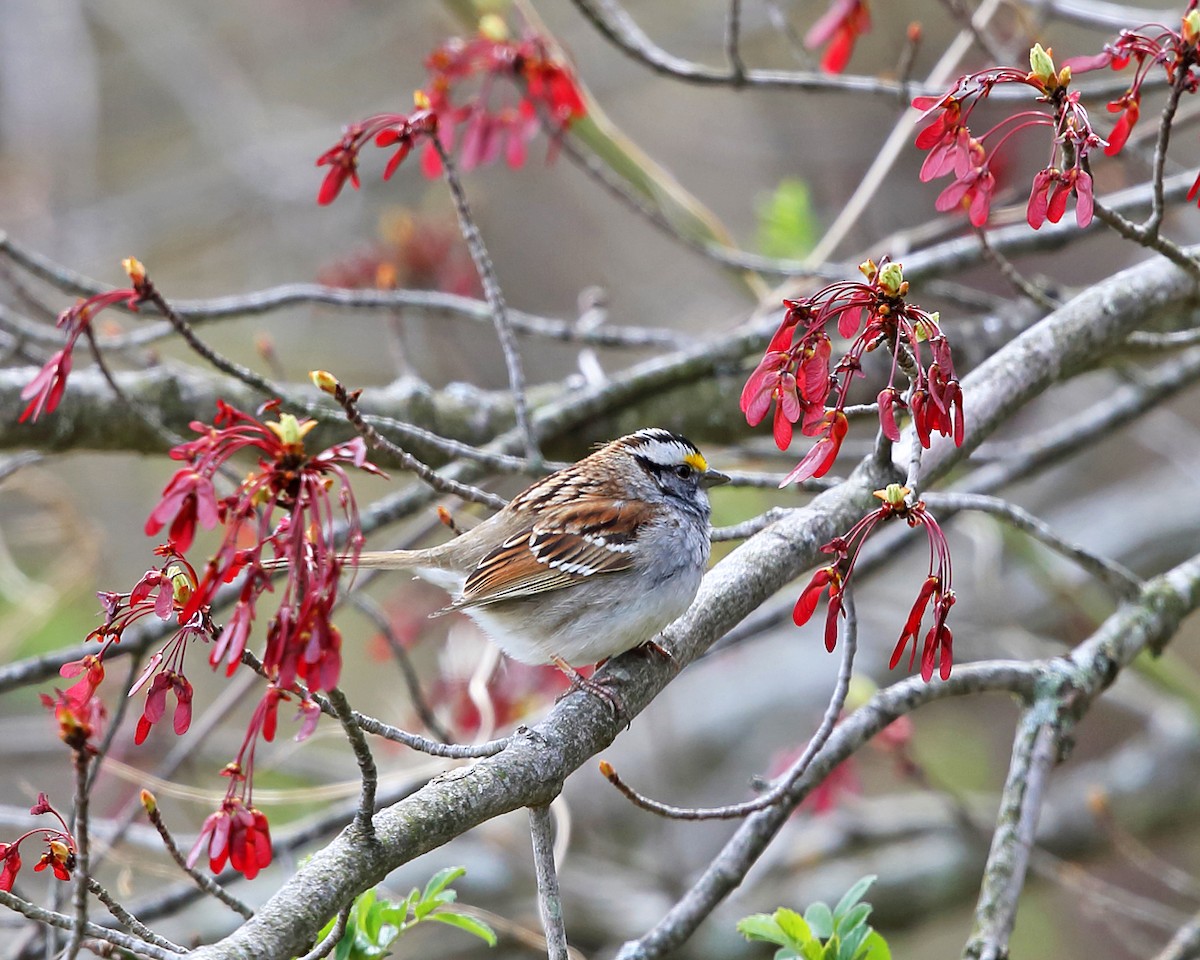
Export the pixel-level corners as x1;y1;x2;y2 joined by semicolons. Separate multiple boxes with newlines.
616;428;709;474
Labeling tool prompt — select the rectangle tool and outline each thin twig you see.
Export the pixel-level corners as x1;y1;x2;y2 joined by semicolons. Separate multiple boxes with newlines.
964;716;1060;960
238;649;511;759
600;591;859;820
1125;327;1200;351
141;796;255;920
85;652;144;794
1091;199;1200;280
612;662;1044;960
0;232;680;348
921;491;1144;600
81;327;183;449
431;135;540;464
1141;46;1195;238
1154;909;1200;960
710;507;793;542
974;229;1062;311
566;0;1097;98
725;0;746;83
326;688;379;838
528;804;570;960
85;878;186;953
347;593;453;742
0;890;184;960
138;280;287;400
320;372;508;510
64;745;91;960
295;904;351;960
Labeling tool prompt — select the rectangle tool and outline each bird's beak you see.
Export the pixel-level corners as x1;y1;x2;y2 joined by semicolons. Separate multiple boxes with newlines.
701;468;731;488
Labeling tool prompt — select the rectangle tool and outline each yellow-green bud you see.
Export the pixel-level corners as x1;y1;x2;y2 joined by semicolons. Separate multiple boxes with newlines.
266;412;316;448
874;483;911;507
309;370;339;395
123;256;146;286
1029;43;1056;86
478;13;509;42
878;262;905;297
1184;9;1200;45
166;563;193;606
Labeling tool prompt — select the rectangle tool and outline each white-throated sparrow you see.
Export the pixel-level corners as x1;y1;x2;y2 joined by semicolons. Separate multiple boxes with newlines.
355;428;728;671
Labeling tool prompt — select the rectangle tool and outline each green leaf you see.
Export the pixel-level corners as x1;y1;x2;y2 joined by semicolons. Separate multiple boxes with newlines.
854;931;892;960
804;902;834;941
834;903;872;936
840;924;869;960
833;876;876;920
355;889;380;941
775;908;815;949
422;866;466;903
738;914;787;946
820;934;840;960
756;179;817;259
774;948;802;960
427;910;499;946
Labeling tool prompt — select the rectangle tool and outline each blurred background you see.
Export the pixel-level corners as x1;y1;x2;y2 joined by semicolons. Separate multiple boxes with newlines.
2;1;1200;958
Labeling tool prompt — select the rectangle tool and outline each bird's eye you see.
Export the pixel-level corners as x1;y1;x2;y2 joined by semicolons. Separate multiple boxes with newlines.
674;464;694;481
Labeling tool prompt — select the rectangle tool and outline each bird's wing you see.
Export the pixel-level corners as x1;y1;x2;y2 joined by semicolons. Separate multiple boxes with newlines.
446;496;650;610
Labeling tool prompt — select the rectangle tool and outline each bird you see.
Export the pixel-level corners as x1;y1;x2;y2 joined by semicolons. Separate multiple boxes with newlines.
351;428;728;681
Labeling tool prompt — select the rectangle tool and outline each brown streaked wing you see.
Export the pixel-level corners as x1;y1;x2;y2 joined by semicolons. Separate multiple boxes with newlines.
450;497;650;610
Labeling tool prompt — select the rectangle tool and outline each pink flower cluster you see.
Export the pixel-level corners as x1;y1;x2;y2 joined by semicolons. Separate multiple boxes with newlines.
0;794;77;892
741;258;963;485
316;21;586;204
1067;6;1200;202
914;44;1099;230
795;485;957;682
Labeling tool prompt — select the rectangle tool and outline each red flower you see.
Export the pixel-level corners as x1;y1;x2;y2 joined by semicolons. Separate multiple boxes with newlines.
19;350;72;424
0;845;21;892
782;409;849;484
319;28;587;200
795;485;958;679
935;155;996;227
1;796;77;890
34;838;74;882
1104;94;1140;156
40;687;107;750
522;56;586;125
793;565;845;652
913;47;1105;231
131;669;193;744
188;798;272;880
316;108;439;205
887;511;956;681
744;258;965;485
315;128;363;205
59;654;105;710
156;403;382;695
144;470;219;553
804;0;871;74
19;270;147;423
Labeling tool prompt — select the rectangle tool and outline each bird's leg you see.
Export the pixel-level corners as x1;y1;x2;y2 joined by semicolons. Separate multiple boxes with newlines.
551;655;624;718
